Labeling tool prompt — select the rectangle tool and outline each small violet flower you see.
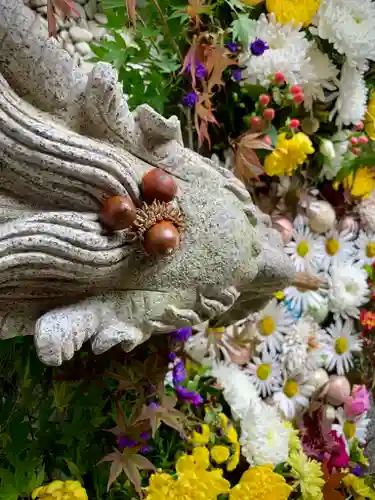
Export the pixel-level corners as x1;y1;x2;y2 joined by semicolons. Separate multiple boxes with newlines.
344;385;370;418
232;68;242;82
172;359;187;386
225;41;238;53
186;59;207;80
250;39;269;56
118;435;138;450
352;465;363;477
175;386;203;406
169;326;193;342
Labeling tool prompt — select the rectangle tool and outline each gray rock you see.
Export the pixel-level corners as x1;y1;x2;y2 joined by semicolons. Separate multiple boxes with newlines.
69;26;93;43
84;0;97;19
76;0;86;4
0;0;295;368
75;41;91;56
77;17;89;30
80;61;95;74
94;13;108;24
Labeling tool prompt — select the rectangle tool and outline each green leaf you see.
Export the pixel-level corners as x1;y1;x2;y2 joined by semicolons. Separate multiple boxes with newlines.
224;0;247;11
100;0;125;7
231;15;257;46
268;125;278;146
65;460;84;485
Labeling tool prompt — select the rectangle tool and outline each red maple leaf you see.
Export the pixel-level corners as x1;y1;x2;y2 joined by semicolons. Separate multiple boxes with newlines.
47;0;79;37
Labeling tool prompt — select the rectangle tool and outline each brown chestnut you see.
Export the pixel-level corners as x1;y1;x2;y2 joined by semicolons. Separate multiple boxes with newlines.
100;196;137;231
144;221;180;255
141;168;178;203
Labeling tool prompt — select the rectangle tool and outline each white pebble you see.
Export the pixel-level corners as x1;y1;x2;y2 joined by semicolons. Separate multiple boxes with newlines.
72;3;87;20
69;26;93;43
88;21;106;40
75;41;91;56
30;0;47;7
78;17;89;29
64;42;76;57
36;6;47;14
59;30;70;41
76;0;86;4
94;13;108;24
84;0;97;20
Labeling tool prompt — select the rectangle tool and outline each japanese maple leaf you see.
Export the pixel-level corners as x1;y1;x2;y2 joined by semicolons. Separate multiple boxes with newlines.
322;464;346;500
47;0;79;37
187;0;211;28
126;0;137;25
135;392;186;438
204;46;237;93
235;132;273;181
100;447;155;496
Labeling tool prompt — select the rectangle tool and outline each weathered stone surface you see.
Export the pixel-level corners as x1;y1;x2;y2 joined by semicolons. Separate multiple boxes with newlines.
69;26;93;43
0;0;295;367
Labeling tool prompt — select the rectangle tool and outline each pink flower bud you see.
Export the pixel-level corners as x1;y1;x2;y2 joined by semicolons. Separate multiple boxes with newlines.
344;385;370;417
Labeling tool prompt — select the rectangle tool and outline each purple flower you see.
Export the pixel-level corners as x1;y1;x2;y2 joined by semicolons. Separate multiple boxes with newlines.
250;39;269;56
140;431;151;441
182;91;198;108
352;465;363;477
172;359;186;386
175;386;203;406
148;402;160;410
232;68;242;81
140;445;153;454
186;59;207;80
169;327;193;342
118;435;138;450
169;352;177;362
225;41;239;53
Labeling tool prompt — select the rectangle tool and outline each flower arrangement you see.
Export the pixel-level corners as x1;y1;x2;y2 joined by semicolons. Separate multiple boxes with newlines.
3;0;375;499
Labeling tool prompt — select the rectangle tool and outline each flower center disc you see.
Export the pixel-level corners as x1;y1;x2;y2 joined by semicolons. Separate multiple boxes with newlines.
259;317;276;336
297;241;310;257
366;242;375;258
326;239;340;256
256;363;271;380
343;421;356;439
284;380;299;398
335;337;349;354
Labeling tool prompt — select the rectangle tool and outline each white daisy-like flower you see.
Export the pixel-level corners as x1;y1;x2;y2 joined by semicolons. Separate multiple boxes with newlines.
281;315;327;375
284;284;327;318
323;317;362;375
254;299;295;357
332;407;369;450
329;262;370;318
285;216;324;272
212;362;290;466
312;0;375;66
316;229;355;272
299;43;339;112
320;131;351;180
241;13;310;87
355;230;375;266
245;353;282;398
240;402;290;466
329;61;368;127
272;373;315;420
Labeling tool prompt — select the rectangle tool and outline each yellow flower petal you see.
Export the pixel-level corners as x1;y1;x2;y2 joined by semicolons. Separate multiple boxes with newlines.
266;0;320;26
211;445;231;464
190;423;211;445
264;133;314;177
192;446;210;469
226;426;239;444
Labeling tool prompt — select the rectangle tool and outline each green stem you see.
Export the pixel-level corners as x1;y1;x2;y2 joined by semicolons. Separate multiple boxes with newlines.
149;0;183;60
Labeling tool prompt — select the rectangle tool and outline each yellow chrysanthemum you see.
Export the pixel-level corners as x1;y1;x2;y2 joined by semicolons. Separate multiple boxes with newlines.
365;92;375;140
264;133;314;177
338;168;375;199
283;421;302;453
146;447;230;500
211;445;231;464
227;442;240;472
32;480;88;500
266;0;320;26
230;464;292;500
226;426;238;444
190;423;211;445
288;451;324;500
343;474;375;500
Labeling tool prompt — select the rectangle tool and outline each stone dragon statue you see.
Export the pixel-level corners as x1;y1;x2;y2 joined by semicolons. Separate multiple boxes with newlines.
0;0;297;366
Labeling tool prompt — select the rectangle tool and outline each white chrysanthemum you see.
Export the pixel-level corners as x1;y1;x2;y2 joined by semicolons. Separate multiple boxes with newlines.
241;13;310;87
272;373;315;420
316;229;355;272
245;353;282;398
355;230;375;266
332;407;369;451
240;402;290;466
320;131;351;180
285;216;324;272
254;299;295;357
299;43;339;111
312;0;375;66
330;61;368;127
281;316;327;375
284;286;327;319
323;317;362;375
329;262;370;318
212;362;291;465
